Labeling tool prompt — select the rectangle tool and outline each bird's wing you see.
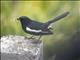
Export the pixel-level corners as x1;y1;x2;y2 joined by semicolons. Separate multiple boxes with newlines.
26;26;53;34
25;21;51;33
28;21;45;30
26;27;42;33
25;21;53;34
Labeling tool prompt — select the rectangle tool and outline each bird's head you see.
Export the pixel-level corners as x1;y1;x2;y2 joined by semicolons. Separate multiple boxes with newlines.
17;16;31;22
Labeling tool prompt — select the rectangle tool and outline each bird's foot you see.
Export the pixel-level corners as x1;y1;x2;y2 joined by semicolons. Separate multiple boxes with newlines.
24;36;36;40
25;36;28;39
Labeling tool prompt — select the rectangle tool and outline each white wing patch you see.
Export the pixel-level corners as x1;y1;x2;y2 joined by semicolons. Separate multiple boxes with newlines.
26;27;42;33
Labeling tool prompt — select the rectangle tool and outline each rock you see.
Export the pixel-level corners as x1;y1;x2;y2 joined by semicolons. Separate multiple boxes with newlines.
1;35;43;60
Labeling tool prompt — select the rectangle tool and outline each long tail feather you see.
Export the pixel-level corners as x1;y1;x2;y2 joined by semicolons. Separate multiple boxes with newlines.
47;11;69;24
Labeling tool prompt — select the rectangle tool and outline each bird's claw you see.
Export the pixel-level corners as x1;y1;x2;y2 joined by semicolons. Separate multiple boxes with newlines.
28;37;36;39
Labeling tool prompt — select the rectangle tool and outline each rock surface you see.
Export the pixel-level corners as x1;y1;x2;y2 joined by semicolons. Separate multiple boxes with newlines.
1;35;43;60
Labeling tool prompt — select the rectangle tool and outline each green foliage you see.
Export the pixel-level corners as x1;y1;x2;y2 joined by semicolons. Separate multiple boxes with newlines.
1;1;79;36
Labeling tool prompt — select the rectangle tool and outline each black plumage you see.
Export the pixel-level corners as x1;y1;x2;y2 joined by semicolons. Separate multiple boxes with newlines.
17;12;69;39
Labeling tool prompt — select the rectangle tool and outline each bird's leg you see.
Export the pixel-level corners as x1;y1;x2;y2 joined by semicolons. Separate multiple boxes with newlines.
28;35;35;39
30;35;34;38
38;35;42;40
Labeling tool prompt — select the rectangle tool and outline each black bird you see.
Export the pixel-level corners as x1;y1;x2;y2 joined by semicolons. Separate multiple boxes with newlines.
17;12;69;40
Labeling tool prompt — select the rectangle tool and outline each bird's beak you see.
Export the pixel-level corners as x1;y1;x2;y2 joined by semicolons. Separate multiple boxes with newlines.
17;18;19;20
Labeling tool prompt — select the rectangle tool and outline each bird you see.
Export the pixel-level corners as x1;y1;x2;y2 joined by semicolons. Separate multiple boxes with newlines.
17;12;69;40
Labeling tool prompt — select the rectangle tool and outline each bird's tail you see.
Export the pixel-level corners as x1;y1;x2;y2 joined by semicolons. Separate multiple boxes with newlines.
47;11;69;25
